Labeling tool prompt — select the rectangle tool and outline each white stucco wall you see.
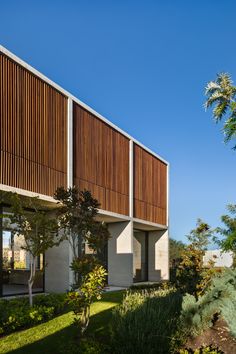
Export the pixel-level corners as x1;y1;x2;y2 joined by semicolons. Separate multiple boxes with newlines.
148;229;169;281
108;221;133;286
203;250;234;268
45;240;71;293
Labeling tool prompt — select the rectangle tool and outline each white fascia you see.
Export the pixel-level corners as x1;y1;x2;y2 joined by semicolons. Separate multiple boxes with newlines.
0;45;169;166
0;183;133;221
98;208;131;221
133;217;168;230
0;184;57;204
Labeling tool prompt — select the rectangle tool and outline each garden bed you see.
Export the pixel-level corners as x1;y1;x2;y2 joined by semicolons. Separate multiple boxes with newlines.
185;318;236;354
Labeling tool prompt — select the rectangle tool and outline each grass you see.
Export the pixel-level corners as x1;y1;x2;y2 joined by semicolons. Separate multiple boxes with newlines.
0;291;124;354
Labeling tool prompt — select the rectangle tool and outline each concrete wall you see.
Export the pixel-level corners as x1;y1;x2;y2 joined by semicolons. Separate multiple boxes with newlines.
44;223;169;291
45;240;71;293
148;229;169;282
108;221;133;286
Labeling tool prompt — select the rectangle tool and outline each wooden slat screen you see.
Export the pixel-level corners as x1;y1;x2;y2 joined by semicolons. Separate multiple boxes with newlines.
134;144;167;225
73;102;129;215
0;53;67;196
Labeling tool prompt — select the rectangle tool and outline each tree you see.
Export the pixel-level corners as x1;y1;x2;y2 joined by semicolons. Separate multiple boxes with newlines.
176;219;214;296
186;218;212;251
9;193;63;306
216;204;236;260
54;186;109;265
205;73;236;149
67;265;107;335
54;186;110;336
169;238;185;268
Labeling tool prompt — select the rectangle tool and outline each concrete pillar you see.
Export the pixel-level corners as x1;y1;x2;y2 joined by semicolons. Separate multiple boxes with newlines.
148;230;169;282
44;240;70;293
108;221;133;287
133;231;147;282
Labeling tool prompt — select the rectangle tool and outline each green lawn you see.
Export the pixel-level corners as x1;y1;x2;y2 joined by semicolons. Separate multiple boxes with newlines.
0;291;124;354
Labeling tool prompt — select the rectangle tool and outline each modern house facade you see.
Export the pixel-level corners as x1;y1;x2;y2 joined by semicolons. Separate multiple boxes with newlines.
0;45;169;296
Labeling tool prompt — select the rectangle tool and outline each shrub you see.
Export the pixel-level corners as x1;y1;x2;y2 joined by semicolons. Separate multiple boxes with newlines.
179;346;224;354
33;293;67;314
111;287;182;354
0;293;67;335
176;219;214;297
58;338;108;354
129;281;174;292
176;246;204;296
67;265;107;336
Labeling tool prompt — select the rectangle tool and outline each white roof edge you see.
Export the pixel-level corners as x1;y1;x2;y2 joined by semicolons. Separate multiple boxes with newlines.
0;45;169;166
133;217;168;230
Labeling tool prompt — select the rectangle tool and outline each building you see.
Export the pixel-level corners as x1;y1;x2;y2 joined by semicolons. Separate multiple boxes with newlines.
0;45;169;297
203;250;234;268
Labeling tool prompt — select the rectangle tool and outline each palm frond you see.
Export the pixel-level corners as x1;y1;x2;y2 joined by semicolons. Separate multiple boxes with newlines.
205;81;221;95
213;100;229;121
216;72;233;87
205;91;229;109
223;116;236;146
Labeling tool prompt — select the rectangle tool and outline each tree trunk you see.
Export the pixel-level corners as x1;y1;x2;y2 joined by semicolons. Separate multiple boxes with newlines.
80;305;90;335
70;233;78;286
28;255;36;307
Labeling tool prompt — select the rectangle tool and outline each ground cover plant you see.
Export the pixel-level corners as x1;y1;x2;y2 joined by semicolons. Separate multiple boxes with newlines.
111;287;182;354
0;293;67;335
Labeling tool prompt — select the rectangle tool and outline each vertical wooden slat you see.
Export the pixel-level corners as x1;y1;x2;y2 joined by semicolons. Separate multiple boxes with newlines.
0;54;67;196
73;102;129;215
134;144;167;225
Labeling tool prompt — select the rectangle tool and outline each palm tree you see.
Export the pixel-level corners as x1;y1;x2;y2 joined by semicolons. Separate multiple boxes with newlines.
205;73;236;149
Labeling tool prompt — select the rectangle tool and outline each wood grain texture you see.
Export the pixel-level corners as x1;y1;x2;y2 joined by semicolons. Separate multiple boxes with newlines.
0;53;67;196
134;144;167;225
73;102;129;215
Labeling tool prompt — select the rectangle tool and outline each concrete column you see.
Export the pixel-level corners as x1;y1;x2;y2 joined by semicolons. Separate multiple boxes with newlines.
108;221;133;287
148;229;169;282
129;140;134;218
44;240;70;293
67;97;74;288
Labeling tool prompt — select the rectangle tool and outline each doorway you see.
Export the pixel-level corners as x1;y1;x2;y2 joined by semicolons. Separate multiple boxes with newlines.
133;230;148;282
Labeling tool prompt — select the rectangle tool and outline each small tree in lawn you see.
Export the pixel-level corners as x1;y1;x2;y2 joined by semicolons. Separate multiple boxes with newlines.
54;186;110;336
9;193;63;306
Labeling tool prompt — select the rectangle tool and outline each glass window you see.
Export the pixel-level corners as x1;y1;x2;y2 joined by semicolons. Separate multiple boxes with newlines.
1;212;44;297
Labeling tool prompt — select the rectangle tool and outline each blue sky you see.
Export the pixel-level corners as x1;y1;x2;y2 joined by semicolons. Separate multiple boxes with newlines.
1;0;236;243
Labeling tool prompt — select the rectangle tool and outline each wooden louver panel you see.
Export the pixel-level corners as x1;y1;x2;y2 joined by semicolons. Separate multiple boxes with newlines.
134;144;167;225
0;53;67;196
73;102;129;215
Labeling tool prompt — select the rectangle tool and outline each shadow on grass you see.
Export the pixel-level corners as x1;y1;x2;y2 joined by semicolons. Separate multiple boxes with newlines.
5;291;124;354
